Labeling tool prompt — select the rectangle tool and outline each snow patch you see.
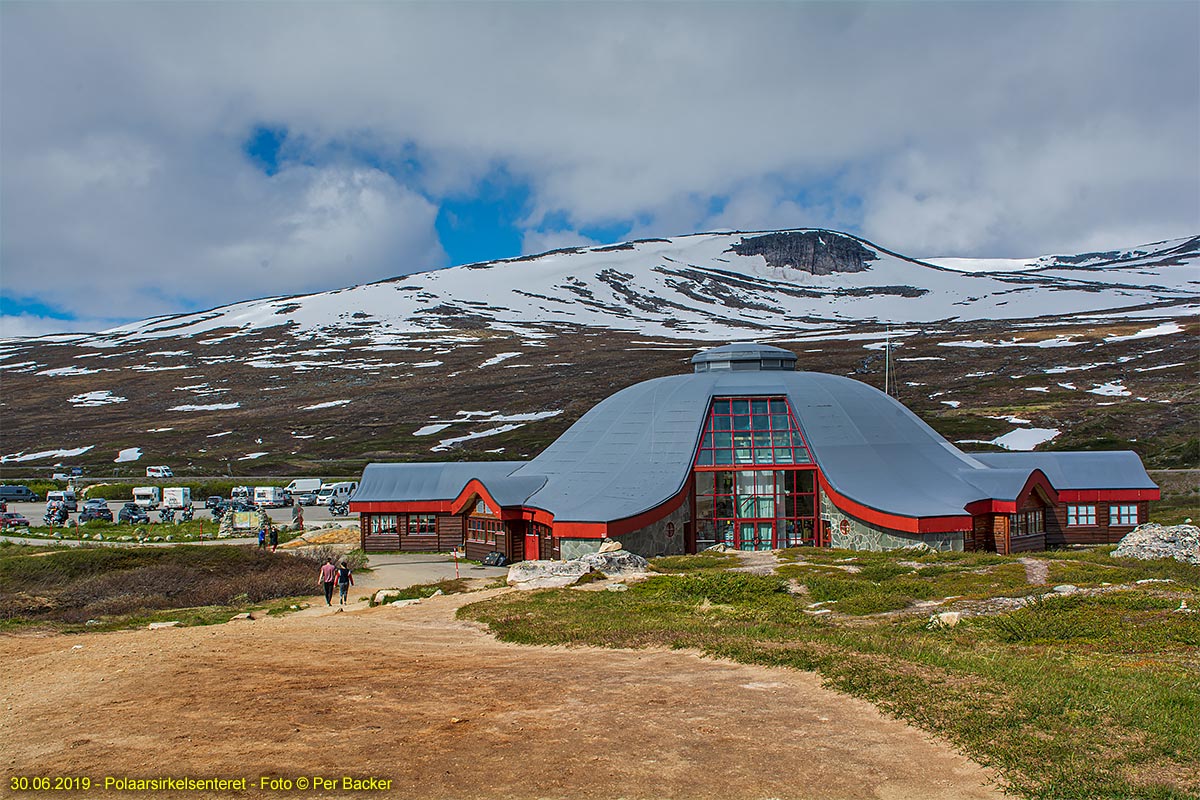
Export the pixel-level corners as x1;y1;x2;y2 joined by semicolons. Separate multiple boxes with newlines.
413;423;451;437
168;402;241;412
1;445;95;463
238;452;268;460
68;390;127;407
479;352;521;368
301;399;352;410
1088;382;1132;397
1105;321;1182;342
114;447;142;463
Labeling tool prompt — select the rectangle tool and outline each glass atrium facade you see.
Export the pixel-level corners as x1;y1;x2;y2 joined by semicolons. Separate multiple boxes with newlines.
694;397;819;550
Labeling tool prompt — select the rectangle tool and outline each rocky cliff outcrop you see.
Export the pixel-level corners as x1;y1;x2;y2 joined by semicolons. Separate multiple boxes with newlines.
729;231;877;274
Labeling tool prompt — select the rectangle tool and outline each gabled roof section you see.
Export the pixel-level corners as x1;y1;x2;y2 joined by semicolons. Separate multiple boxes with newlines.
969;451;1158;491
353;461;527;504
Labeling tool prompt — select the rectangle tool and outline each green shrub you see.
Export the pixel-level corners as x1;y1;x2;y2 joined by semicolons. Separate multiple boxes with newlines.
635;572;787;604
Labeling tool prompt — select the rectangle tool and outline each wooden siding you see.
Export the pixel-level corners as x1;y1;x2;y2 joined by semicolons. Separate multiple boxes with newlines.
361;512;465;553
1009;533;1046;553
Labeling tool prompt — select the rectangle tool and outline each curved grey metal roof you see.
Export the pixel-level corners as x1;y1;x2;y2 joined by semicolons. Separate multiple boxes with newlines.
968;451;1157;491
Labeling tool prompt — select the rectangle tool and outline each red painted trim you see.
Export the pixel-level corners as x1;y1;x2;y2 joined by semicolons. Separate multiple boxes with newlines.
450;480;503;516
351;501;452;513
818;473;972;533
1016;470;1059;509
1058;489;1160;502
965;499;1016;515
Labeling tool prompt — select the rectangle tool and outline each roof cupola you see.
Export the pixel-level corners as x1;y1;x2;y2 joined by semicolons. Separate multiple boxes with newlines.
691;343;798;373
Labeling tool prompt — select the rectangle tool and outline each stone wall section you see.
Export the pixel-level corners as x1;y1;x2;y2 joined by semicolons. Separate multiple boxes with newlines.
820;490;964;552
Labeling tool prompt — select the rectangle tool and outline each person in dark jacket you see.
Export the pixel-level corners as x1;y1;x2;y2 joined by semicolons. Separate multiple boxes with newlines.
336;561;354;605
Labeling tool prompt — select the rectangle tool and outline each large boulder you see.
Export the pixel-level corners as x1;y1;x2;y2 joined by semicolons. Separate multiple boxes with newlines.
1114;523;1200;566
506;560;594;590
577;549;650;576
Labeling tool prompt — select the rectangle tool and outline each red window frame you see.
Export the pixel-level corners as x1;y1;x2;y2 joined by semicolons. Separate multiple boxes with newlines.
694;397;813;468
1066;505;1096;526
408;513;437;535
466;516;502;544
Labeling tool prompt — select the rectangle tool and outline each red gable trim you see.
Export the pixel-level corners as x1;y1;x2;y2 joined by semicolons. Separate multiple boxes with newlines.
450;480;502;516
1058;488;1160;502
818;474;972;534
1017;470;1059;509
964;499;1016;515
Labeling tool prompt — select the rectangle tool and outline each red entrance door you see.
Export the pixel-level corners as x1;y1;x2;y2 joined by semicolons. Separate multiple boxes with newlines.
524;532;540;561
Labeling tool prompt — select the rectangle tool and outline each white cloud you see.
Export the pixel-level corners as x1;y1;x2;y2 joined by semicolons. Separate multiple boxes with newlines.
0;1;1196;329
521;229;599;256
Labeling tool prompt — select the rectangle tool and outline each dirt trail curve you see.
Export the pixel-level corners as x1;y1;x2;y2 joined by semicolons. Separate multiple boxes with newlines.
0;589;1003;800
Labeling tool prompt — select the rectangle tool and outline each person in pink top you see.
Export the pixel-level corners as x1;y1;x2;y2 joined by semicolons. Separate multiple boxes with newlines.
318;558;337;606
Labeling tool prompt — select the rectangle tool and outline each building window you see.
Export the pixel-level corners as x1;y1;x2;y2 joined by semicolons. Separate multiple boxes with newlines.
1066;505;1097;526
366;514;399;535
695;468;817;551
408;513;437;535
1109;504;1138;526
467;517;502;544
694;397;813;467
1009;509;1045;536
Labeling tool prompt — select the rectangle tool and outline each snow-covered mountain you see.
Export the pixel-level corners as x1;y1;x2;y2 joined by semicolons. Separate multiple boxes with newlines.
98;230;1199;345
1;229;1196;475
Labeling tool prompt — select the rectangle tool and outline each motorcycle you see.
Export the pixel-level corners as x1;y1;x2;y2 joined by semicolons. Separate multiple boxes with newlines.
159;507;176;524
43;504;68;527
329;499;350;517
180;506;194;522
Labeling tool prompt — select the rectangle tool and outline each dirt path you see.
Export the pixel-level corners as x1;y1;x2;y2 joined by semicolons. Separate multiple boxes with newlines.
0;589;1004;800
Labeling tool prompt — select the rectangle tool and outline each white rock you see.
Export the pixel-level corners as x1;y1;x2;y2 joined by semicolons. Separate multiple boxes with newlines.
928;611;961;629
147;621;181;630
598;538;624;554
374;589;403;605
229;612;252;621
390;598;421;607
506;559;594;590
605;583;629;592
1114;523;1200;566
430;589;444;596
577;549;650;576
1052;584;1079;594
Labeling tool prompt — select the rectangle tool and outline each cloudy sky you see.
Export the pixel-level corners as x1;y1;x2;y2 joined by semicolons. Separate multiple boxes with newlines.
2;1;1197;337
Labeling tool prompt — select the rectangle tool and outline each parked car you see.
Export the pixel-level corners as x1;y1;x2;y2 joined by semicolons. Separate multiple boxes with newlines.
0;511;31;529
145;465;173;478
293;490;319;506
51;472;70;481
205;495;224;509
82;498;109;511
0;485;39;503
80;505;114;523
118;503;150;524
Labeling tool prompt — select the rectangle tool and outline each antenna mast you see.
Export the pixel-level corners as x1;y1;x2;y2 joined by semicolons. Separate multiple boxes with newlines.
884;325;891;396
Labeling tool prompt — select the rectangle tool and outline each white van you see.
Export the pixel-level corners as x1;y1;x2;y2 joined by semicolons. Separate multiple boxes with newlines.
162;487;192;509
230;486;252;503
316;481;357;506
146;466;173;478
133;486;162;509
46;490;78;512
253;486;288;508
284;478;322;495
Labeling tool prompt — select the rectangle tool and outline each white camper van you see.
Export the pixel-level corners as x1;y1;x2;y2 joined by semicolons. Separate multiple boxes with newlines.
46;490;78;512
315;481;357;506
133;486;162;509
162;487;192;509
284;478;322;495
253;486;288;508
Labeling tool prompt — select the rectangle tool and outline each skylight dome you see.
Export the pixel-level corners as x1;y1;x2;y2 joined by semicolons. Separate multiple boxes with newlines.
691;343;798;373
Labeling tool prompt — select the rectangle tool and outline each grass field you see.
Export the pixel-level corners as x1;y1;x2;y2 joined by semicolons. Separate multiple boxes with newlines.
460;547;1200;800
0;543;324;631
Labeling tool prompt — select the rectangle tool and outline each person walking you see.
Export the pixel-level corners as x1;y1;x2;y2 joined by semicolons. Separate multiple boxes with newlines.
269;526;279;553
318;558;337;606
336;560;354;605
257;526;266;549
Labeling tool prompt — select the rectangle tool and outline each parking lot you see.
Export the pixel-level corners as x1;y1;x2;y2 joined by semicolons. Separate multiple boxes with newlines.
1;500;355;529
